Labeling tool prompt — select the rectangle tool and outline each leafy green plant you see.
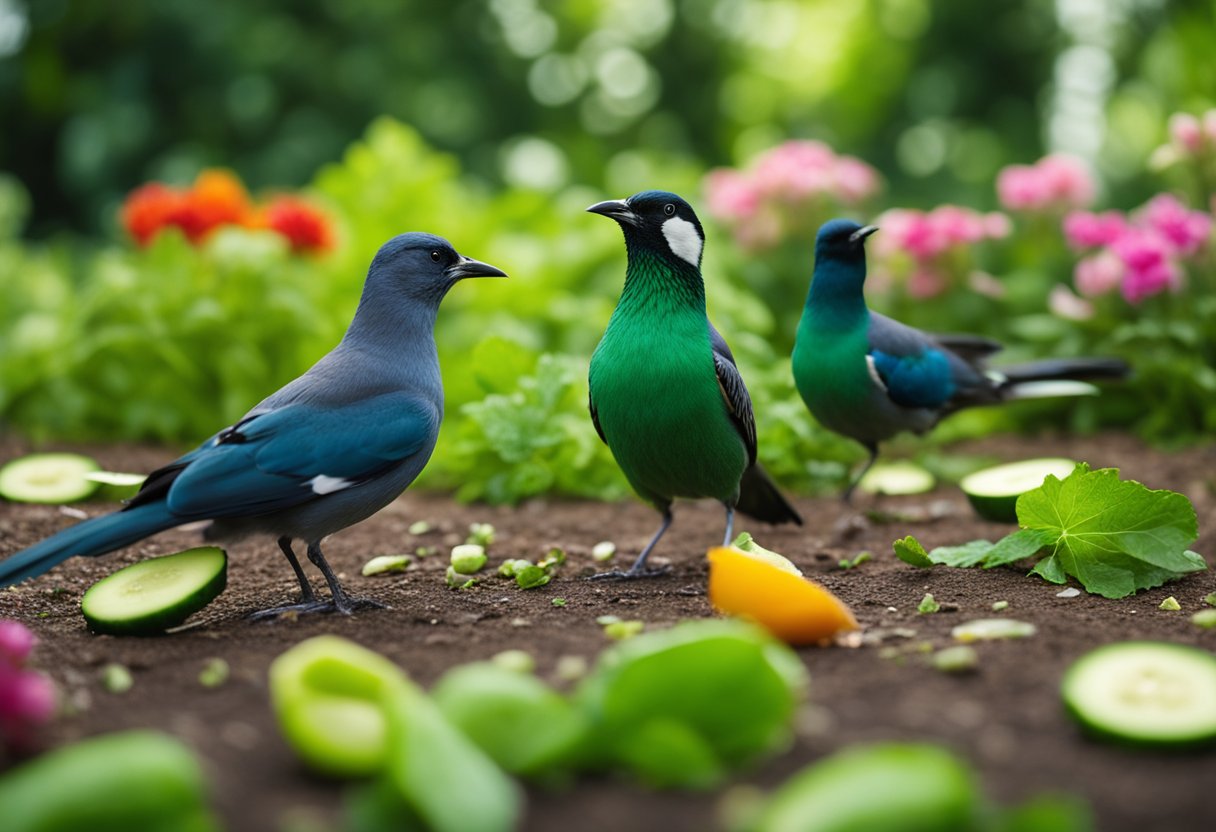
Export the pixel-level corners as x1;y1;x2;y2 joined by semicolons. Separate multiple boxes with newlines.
894;465;1207;598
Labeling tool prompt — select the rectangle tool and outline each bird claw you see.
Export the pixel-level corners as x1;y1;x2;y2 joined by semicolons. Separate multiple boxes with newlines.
585;565;671;581
247;595;389;620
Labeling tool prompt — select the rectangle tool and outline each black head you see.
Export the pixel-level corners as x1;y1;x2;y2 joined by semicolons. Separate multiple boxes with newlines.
368;232;506;304
587;190;706;270
814;218;878;262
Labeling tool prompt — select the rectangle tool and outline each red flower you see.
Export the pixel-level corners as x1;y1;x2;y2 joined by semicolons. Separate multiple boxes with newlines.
121;183;186;246
264;196;334;253
184;169;256;241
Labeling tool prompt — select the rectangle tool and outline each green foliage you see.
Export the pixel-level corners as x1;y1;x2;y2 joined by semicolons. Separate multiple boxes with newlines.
895;465;1207;598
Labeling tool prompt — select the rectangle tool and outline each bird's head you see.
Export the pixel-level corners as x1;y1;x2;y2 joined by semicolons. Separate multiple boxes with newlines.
368;233;507;303
814;219;878;263
587;190;705;270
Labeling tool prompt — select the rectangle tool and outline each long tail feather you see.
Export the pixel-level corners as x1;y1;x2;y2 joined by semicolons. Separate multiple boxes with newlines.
0;503;179;587
995;357;1130;387
736;464;803;526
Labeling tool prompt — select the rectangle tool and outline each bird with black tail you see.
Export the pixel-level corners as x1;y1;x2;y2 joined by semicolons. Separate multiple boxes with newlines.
0;234;507;617
587;191;802;579
793;218;1129;502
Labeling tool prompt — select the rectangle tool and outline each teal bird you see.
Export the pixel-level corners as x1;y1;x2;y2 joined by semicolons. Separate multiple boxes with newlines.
793;218;1129;501
587;191;802;578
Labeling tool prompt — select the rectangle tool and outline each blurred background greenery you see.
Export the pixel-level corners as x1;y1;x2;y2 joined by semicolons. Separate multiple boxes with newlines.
0;0;1213;502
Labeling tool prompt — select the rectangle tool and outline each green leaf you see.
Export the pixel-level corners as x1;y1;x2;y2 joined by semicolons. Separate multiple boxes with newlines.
1029;554;1067;584
892;536;934;568
980;528;1055;568
928;539;996;568
1016;465;1205;598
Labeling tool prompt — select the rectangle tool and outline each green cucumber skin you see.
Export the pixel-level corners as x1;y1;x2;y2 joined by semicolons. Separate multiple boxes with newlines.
0;730;218;832
81;549;228;637
1062;642;1216;748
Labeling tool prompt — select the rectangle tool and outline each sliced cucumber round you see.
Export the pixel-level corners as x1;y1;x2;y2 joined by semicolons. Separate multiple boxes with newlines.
0;453;101;504
959;458;1077;523
83;471;148;501
81;547;228;636
857;461;935;496
1062;641;1216;747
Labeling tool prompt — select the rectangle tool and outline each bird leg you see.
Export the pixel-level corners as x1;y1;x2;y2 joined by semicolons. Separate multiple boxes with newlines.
841;444;880;504
722;504;735;547
589;509;673;580
307;541;388;615
249;539;387;619
279;536;316;603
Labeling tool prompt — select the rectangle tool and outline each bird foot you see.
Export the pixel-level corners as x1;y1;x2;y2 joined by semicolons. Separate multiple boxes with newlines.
586;565;671;581
247;595;388;620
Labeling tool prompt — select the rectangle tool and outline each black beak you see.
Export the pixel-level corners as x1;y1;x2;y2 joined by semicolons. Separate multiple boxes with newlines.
587;199;640;227
849;225;879;245
446;255;508;280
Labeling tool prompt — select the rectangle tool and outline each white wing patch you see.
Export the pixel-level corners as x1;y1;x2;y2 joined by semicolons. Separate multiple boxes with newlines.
662;216;703;266
308;475;353;495
865;355;889;393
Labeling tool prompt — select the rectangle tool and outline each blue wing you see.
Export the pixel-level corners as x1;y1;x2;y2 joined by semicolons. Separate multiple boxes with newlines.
867;313;990;411
129;393;437;520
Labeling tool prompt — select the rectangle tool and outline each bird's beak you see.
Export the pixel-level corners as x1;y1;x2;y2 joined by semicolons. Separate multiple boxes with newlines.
849;225;879;244
446;255;508;280
587;199;640;227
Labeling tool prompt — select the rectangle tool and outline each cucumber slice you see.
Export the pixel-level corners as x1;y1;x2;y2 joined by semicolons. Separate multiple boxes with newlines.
83;471;148;501
81;547;228;636
1062;641;1216;747
959;458;1077;523
857;461;935;496
0;453;101;504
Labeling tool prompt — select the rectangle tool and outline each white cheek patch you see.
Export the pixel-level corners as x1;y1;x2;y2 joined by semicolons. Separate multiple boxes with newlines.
661;216;703;267
308;475;353;495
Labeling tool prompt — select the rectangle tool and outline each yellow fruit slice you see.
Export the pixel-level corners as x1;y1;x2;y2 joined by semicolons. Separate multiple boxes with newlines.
708;547;858;644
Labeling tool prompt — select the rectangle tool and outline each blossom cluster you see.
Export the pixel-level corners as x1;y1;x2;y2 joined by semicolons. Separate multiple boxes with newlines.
704;140;881;250
1150;110;1216;168
869;205;1012;298
996;154;1096;213
121;169;334;253
0;620;55;750
1063;193;1211;305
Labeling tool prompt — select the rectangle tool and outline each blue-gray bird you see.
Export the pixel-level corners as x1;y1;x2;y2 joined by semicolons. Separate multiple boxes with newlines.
793;219;1129;501
0;233;506;616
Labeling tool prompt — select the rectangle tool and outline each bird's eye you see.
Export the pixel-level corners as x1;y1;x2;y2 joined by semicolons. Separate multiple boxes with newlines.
430;250;441;262
663;203;675;217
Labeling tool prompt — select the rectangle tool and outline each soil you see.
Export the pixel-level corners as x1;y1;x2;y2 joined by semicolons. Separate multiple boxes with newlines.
1;432;1214;832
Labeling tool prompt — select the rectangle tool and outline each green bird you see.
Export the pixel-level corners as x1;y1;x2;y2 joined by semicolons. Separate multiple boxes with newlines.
587;191;802;578
793;218;1129;502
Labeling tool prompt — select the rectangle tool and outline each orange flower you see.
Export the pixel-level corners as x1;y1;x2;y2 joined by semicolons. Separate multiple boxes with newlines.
264;196;334;253
184;169;257;241
121;183;186;246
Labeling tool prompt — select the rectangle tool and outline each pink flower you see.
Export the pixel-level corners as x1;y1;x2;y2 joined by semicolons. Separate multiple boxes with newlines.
930;205;986;245
984;212;1012;239
0;620;36;667
877;209;946;259
752;140;836;202
1204;110;1216;144
1139;194;1211;257
907;266;947;298
1063;210;1127;249
997;154;1095;212
704;168;762;223
832;156;881;203
1038;154;1096;209
1073;250;1125;298
1049;284;1094;321
1169;113;1204;154
996;165;1041;211
1111;228;1182;303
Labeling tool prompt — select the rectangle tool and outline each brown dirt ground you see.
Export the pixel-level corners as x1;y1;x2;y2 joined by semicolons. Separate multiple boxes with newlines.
1;432;1214;832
